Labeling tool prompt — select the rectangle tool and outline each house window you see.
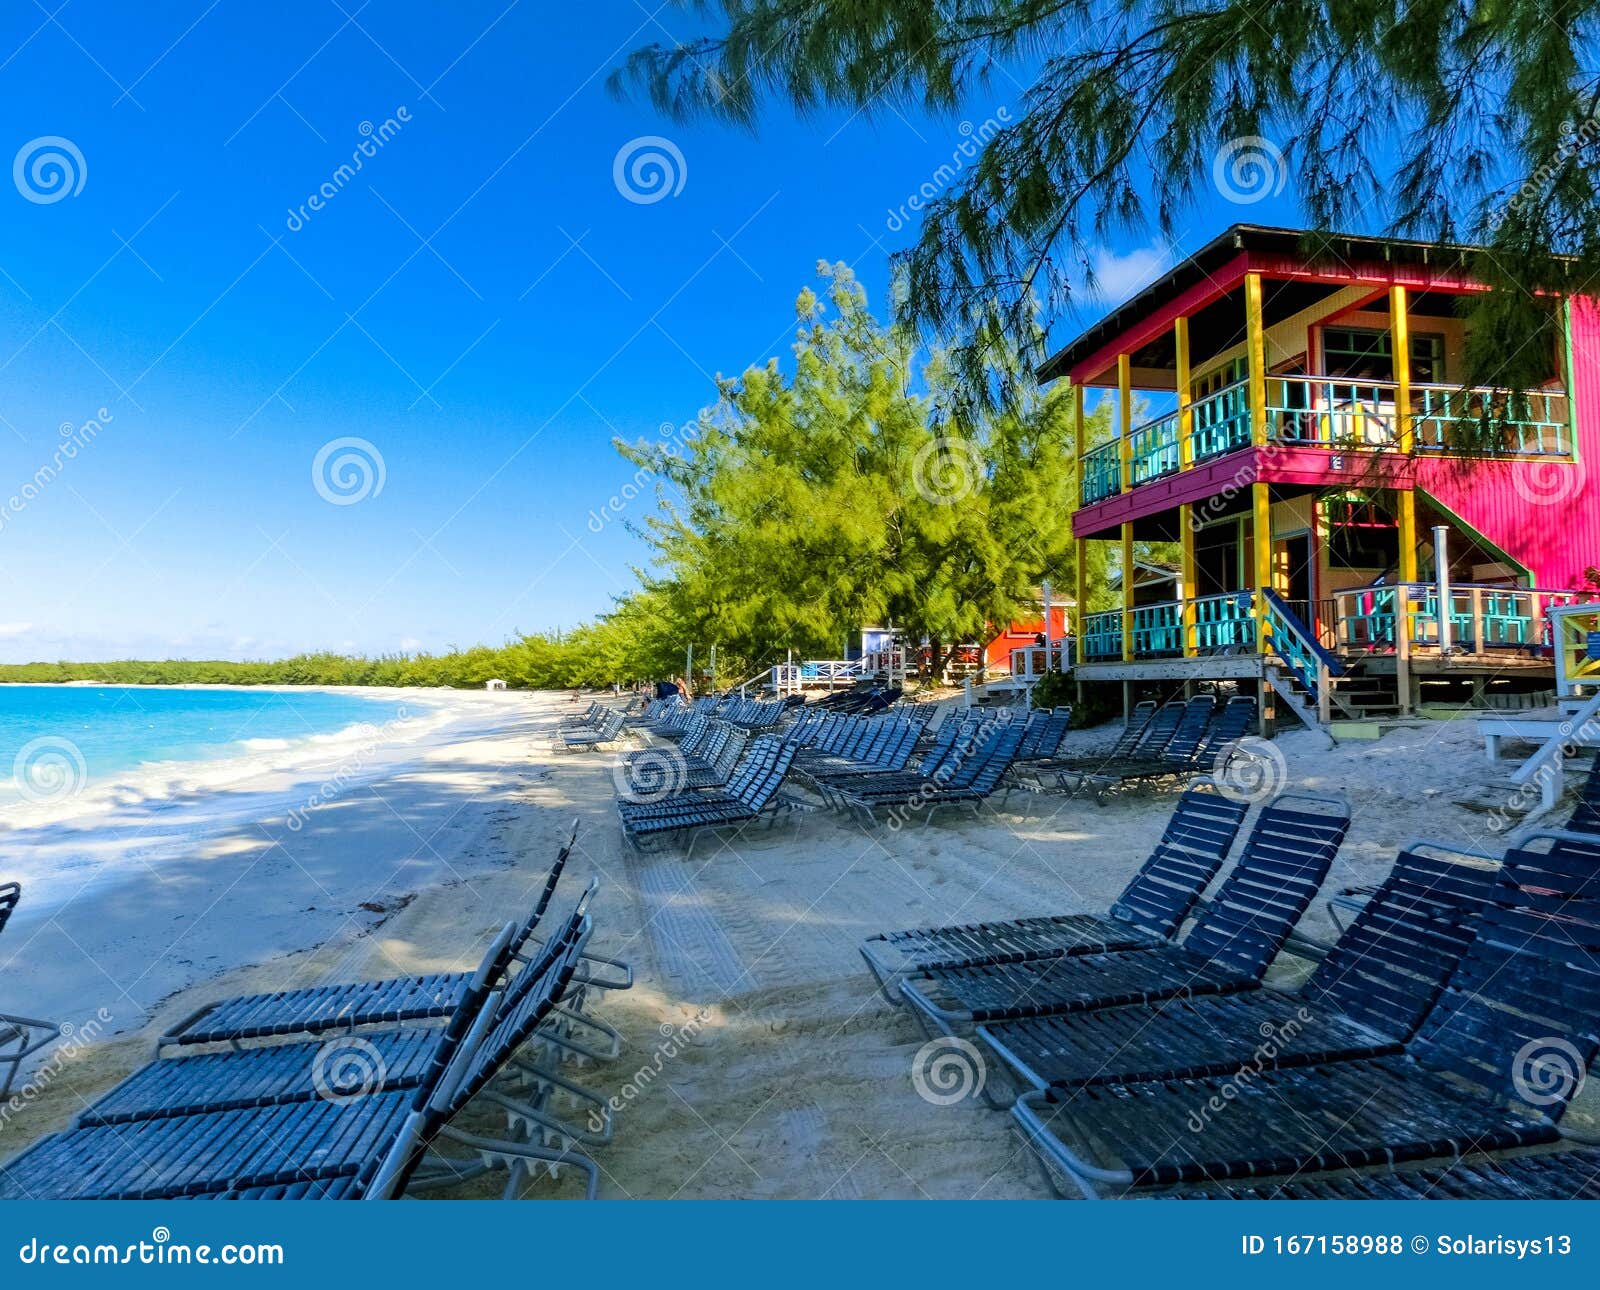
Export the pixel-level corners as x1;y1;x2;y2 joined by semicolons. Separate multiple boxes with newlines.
1323;326;1445;384
1191;357;1247;399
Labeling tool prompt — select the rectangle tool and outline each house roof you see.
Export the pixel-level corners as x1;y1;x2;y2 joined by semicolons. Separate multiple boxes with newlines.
1036;224;1519;385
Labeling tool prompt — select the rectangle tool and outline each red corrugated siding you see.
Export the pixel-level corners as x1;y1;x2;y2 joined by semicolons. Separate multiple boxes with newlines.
1416;294;1600;589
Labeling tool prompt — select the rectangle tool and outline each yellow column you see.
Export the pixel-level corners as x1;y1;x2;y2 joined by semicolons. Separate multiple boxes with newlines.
1180;505;1198;656
1245;272;1272;649
1073;382;1086;504
1121;523;1135;662
1118;353;1133;492
1245;272;1268;448
1252;483;1273;653
1175;316;1193;469
1391;284;1419;586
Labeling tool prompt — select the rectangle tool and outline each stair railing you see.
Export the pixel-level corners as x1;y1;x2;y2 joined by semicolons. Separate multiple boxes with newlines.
1260;588;1346;724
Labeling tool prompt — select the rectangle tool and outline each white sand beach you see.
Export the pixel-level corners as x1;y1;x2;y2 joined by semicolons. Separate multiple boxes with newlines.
1;691;1588;1198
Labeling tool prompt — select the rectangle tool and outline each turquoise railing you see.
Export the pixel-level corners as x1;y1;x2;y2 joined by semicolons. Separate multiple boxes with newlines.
1189;381;1252;461
1260;589;1343;710
1131;601;1183;657
1262;377;1397;448
1081;610;1125;661
1191;591;1256;653
1331;583;1586;654
1127;410;1181;487
1078;375;1573;510
1411;385;1571;456
1080;440;1122;504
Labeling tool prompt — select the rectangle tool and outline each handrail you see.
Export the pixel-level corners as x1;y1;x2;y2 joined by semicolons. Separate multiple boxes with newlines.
1261;588;1345;678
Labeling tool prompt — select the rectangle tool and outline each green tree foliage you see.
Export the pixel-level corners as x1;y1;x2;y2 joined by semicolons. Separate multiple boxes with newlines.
614;263;1103;673
6;269;1139;691
613;1;1600;431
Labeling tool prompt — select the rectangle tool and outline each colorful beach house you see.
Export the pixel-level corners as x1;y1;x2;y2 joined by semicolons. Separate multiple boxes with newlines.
1045;225;1600;729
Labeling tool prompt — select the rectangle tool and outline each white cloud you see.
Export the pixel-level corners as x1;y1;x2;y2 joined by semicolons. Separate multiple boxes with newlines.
1085;242;1173;303
0;622;34;638
399;637;422;652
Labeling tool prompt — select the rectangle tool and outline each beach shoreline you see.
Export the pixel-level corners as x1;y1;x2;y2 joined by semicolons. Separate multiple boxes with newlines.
1;694;1589;1197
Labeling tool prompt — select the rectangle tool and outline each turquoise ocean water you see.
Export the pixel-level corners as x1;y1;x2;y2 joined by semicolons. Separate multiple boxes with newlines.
0;685;408;802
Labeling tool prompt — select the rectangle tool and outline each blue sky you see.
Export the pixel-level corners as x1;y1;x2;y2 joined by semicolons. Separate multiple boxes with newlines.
0;1;1299;662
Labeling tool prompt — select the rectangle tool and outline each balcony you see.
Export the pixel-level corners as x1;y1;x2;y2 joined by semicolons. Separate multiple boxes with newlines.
1078;376;1572;507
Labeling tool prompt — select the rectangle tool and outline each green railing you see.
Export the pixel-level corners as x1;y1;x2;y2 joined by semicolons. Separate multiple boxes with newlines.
1080;440;1122;504
1262;377;1397;448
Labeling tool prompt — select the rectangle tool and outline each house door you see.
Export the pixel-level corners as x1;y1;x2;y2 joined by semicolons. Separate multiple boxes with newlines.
1274;531;1316;628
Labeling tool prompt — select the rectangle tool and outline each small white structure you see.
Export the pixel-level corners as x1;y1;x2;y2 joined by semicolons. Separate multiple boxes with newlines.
485;678;507;692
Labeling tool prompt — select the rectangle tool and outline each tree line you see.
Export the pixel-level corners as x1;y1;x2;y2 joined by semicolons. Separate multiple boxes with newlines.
3;267;1143;691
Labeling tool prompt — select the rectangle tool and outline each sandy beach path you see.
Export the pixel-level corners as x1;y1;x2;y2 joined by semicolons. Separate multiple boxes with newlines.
2;692;1580;1198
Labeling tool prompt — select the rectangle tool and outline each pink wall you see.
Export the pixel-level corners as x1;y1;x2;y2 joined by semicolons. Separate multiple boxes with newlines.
1415;294;1600;590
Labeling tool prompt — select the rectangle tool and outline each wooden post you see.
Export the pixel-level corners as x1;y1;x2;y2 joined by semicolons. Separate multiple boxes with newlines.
1118;353;1133;492
1121;523;1135;662
1175;316;1193;470
1392;284;1419;588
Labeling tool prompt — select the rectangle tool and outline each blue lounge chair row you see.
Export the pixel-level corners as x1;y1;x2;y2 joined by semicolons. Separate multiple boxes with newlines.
863;778;1600;1199
0;829;633;1200
1012;829;1600;1198
617;734;801;854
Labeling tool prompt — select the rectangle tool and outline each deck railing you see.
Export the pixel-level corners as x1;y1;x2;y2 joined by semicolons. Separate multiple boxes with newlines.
1328;583;1590;654
1075;584;1596;669
1007;641;1074;679
1079;373;1573;505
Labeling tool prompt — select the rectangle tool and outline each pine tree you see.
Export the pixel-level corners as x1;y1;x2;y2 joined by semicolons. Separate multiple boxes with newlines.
613;1;1600;430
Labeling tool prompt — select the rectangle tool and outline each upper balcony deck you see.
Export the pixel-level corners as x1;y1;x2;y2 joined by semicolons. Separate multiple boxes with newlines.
1079;375;1572;510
